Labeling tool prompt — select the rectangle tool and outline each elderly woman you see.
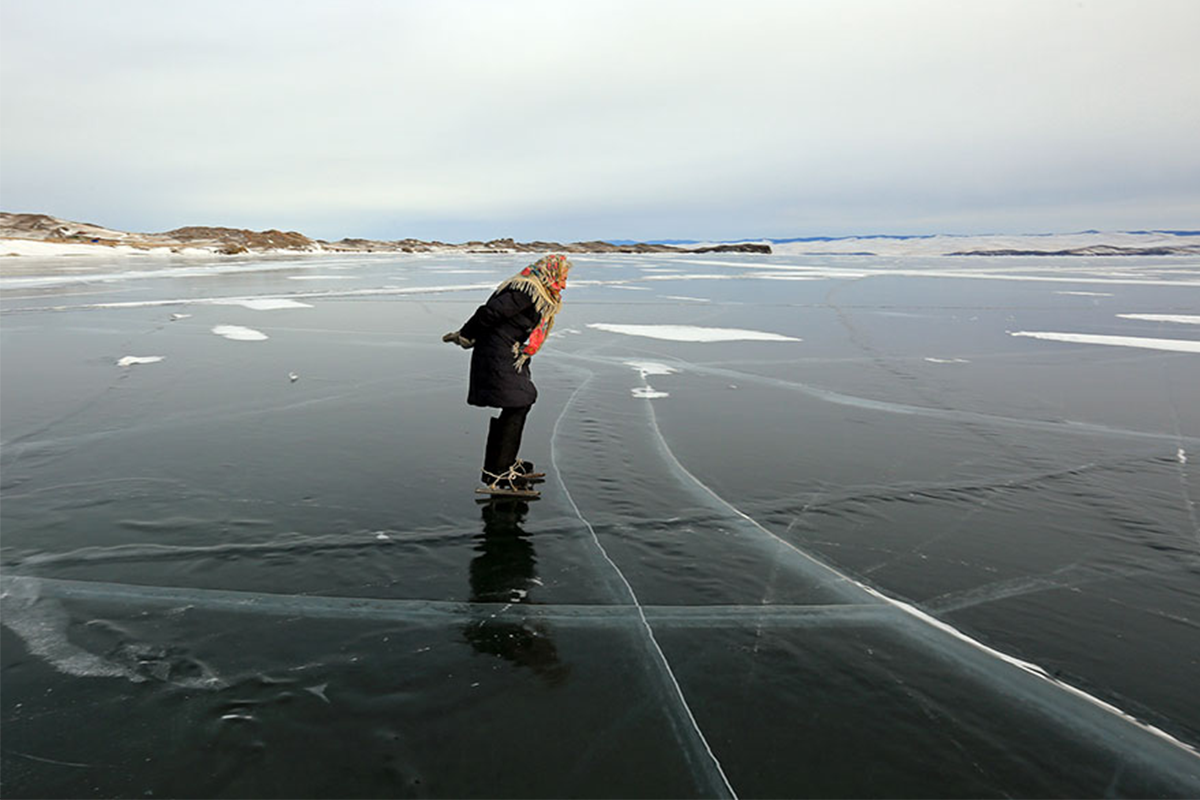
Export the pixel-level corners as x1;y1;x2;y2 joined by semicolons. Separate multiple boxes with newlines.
443;254;571;497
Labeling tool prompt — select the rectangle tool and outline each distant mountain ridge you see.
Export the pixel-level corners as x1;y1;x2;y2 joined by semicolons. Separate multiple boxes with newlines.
666;229;1200;257
0;213;769;256
2;212;1197;258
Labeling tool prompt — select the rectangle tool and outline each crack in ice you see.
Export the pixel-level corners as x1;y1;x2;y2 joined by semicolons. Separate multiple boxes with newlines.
550;370;738;799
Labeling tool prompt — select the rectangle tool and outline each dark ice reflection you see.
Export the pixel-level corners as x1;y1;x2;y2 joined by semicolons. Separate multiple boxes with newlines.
463;499;570;686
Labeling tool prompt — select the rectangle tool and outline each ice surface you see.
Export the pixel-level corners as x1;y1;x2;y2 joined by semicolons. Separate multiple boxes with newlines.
3;251;1199;798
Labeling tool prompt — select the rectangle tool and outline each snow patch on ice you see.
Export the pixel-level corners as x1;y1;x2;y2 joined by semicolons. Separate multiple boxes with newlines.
286;275;354;281
924;357;970;364
0;239;208;259
117;356;164;367
212;298;313;310
625;360;679;378
0;576;224;688
16;283;498;313
1116;314;1200;325
1010;331;1200;354
662;295;712;302
589;323;800;342
0;578;127;680
626;361;677;399
1056;291;1114;297
1179;448;1188;465
212;325;268;341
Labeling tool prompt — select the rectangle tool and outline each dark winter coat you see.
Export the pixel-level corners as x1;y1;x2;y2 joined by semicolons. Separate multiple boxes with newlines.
459;287;542;408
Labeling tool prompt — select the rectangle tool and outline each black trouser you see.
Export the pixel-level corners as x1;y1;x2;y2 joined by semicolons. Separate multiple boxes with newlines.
482;405;530;481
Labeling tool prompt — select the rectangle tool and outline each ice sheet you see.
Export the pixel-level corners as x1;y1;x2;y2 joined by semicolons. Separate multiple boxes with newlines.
4;250;1200;798
1010;331;1200;354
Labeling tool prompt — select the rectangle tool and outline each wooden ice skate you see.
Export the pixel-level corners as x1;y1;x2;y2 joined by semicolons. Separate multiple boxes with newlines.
476;466;541;498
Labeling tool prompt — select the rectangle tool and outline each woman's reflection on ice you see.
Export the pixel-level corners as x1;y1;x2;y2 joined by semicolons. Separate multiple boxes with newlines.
463;498;570;685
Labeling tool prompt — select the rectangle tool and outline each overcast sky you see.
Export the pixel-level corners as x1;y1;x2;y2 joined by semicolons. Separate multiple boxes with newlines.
1;0;1197;242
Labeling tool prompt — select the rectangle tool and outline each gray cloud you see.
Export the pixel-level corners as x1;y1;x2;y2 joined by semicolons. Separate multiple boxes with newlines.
2;0;1197;240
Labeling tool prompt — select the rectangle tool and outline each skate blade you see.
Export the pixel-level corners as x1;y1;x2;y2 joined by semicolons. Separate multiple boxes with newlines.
475;486;541;499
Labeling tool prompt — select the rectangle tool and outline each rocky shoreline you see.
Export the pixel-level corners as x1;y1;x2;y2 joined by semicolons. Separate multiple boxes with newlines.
5;212;1196;259
0;213;770;256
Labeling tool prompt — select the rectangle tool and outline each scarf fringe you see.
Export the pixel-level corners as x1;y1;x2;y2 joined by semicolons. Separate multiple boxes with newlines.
498;274;562;371
497;274;562;323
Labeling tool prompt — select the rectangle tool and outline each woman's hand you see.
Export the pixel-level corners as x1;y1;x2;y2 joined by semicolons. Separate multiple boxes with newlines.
442;330;475;349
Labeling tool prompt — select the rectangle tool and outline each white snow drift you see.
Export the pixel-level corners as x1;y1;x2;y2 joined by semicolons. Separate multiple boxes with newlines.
589;323;800;342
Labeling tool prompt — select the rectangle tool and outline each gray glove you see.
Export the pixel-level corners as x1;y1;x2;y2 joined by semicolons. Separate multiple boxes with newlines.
442;330;475;349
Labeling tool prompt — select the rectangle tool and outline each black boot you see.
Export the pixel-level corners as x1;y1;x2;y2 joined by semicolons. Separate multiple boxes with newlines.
494;411;526;485
481;417;503;485
481;414;535;492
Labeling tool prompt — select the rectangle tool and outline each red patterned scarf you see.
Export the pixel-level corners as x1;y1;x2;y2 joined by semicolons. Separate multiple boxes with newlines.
496;254;571;370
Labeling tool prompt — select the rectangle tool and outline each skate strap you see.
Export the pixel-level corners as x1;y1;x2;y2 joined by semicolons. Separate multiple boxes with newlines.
482;466;523;488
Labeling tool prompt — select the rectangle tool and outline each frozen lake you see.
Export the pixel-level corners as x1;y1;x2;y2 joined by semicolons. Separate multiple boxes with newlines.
2;251;1199;797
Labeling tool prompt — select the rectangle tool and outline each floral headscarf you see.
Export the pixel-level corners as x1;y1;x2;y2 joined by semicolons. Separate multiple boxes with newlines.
496;254;571;369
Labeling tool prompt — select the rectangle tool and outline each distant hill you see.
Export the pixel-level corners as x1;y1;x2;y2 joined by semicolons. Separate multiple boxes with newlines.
0;213;770;257
3;212;1198;258
604;230;1200;256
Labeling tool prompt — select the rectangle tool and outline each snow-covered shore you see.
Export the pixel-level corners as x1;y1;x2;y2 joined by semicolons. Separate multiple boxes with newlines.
1;211;1197;259
0;239;236;258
